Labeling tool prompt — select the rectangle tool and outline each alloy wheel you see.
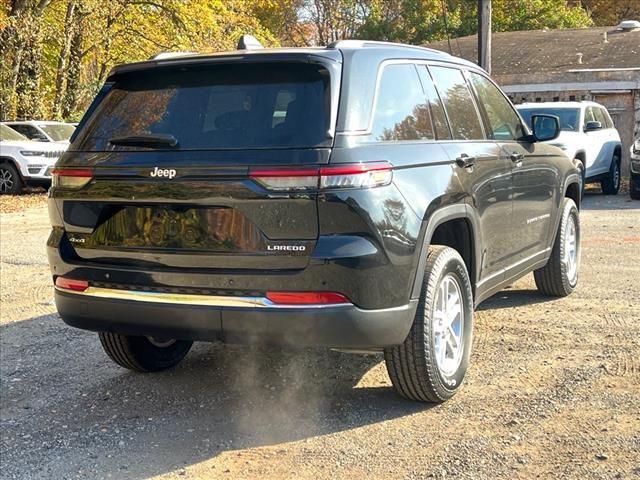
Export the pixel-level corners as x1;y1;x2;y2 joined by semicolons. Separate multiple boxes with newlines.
432;273;465;377
564;215;579;285
0;168;14;193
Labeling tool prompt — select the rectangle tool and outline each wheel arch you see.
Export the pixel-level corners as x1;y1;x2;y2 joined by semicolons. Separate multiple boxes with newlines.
0;156;25;181
411;203;482;302
613;144;622;160
564;173;581;210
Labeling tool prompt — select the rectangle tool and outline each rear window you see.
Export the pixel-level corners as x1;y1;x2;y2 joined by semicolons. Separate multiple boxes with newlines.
73;63;332;151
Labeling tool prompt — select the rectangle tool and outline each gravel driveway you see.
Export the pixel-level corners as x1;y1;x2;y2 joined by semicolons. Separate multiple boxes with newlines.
1;193;638;480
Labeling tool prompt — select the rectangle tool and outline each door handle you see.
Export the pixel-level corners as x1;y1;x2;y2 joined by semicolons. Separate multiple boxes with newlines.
509;152;524;162
455;154;476;168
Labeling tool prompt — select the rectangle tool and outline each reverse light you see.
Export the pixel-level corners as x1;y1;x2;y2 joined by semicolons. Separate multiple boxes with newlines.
266;291;351;305
51;168;93;189
55;277;89;292
249;162;392;191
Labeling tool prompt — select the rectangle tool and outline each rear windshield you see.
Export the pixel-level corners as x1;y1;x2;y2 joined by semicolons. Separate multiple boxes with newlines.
39;123;75;141
73;63;332;151
518;108;580;132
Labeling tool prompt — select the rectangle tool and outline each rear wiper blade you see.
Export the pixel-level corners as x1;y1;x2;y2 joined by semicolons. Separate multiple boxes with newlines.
109;133;178;148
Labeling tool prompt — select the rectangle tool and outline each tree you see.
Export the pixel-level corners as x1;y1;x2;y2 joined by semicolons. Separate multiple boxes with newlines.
579;0;640;26
357;0;592;45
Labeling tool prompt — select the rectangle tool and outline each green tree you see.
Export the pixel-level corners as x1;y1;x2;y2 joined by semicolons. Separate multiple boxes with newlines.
579;0;640;27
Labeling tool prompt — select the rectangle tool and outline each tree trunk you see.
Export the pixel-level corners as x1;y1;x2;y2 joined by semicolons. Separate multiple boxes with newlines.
53;0;77;120
63;25;84;119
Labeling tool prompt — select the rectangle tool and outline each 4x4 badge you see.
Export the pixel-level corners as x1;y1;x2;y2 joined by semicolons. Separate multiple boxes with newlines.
150;167;176;179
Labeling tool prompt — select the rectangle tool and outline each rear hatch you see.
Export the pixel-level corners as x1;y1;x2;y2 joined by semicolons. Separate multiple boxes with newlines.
51;55;341;271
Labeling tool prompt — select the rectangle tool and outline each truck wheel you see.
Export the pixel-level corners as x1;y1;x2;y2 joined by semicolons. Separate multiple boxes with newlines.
0;163;24;195
534;198;580;297
98;332;193;372
630;174;640;200
600;155;620;195
384;246;473;403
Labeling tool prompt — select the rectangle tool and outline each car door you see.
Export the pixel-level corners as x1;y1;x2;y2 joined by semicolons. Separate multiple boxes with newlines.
427;65;512;283
584;106;610;177
468;71;557;268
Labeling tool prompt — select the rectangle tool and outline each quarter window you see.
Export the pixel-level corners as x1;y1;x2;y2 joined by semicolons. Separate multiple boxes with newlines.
469;72;524;141
429;66;484;140
371;64;434;141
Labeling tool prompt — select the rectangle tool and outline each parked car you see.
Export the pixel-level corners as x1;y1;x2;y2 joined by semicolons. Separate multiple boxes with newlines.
631;137;640;200
0;124;66;194
516;102;622;195
2;120;76;144
48;38;581;403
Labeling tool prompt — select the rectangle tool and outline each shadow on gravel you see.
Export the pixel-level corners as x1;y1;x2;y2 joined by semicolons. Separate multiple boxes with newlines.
581;190;639;211
477;288;554;311
1;314;432;479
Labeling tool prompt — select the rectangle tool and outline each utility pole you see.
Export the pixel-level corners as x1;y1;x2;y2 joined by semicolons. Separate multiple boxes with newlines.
478;0;492;74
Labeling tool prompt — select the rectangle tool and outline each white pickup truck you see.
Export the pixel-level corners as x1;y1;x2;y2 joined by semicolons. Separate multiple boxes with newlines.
517;101;622;195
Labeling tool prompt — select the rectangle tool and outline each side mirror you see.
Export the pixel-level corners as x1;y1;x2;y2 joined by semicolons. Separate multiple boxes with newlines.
585;121;602;132
531;114;560;142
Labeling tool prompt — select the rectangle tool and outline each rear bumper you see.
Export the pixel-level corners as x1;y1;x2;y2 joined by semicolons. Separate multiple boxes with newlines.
55;289;417;349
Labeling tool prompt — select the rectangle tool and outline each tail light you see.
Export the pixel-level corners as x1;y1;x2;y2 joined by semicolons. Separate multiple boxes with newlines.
55;277;89;292
51;168;93;189
250;162;392;191
266;291;351;305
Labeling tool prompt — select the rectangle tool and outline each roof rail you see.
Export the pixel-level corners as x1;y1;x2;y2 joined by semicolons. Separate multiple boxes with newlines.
151;52;196;60
328;39;448;55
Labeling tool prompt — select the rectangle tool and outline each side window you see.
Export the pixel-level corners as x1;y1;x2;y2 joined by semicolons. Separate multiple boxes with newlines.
469;72;524;141
429;66;484;140
371;64;434;141
584;107;597;124
10;125;35;138
596;108;612;128
417;66;451;140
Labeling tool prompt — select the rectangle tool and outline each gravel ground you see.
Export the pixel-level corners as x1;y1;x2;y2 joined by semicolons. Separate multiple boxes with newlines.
1;191;639;480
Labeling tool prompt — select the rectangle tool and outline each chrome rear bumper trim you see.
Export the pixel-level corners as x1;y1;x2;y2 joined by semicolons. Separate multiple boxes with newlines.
54;286;351;309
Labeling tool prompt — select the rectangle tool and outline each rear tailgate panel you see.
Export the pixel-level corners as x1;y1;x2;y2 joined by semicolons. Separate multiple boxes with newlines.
51;150;327;270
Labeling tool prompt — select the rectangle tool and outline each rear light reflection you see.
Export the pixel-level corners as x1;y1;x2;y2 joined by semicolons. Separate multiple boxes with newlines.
51;168;93;189
55;277;89;292
266;291;351;305
250;162;392;191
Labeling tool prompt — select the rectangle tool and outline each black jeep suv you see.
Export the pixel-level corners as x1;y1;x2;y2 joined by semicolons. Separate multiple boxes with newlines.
48;39;582;402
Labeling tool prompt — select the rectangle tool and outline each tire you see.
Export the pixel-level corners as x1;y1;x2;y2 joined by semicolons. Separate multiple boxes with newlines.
600;155;620;195
98;332;193;372
630;174;640;200
534;198;580;297
0;163;24;195
384;246;473;403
